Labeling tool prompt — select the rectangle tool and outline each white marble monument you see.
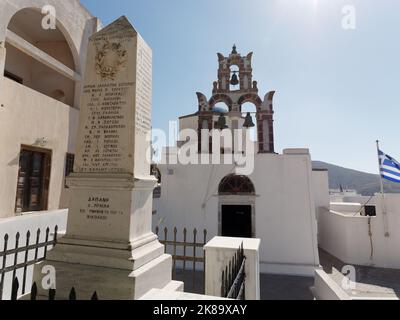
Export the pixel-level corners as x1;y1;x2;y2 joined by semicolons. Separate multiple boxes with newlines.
29;16;179;300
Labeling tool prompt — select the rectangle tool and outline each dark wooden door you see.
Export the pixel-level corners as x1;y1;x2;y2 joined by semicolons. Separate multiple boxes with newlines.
15;146;51;213
221;205;252;238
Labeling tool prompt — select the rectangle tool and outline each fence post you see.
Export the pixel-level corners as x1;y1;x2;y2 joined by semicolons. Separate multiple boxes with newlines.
192;229;197;291
31;283;38;300
22;231;31;295
12;233;20;282
69;287;77;300
183;228;187;272
173;228;177;278
0;234;9;300
11;278;19;300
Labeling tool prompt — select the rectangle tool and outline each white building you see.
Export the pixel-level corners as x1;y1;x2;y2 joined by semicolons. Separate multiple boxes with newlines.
0;0;100;218
153;46;323;277
330;188;361;202
319;193;400;269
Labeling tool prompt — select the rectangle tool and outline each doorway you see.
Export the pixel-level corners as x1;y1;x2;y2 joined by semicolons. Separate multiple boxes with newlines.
221;205;252;238
15;146;52;213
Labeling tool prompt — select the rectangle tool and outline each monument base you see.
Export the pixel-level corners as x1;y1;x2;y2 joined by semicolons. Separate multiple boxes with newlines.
28;235;182;300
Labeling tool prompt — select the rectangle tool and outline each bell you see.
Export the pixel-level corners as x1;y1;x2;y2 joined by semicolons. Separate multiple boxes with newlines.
243;112;255;128
230;72;239;86
232;44;238;55
216;114;229;130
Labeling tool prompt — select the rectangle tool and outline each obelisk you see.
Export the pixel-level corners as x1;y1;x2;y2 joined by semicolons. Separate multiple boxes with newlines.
30;16;179;300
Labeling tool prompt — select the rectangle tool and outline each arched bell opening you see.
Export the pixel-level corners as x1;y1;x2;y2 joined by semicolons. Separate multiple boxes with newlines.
229;65;240;92
212;102;230;115
241;102;258;142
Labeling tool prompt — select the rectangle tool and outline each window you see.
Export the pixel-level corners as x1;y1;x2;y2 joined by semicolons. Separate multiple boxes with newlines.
4;70;23;84
65;153;75;188
365;206;377;217
218;174;256;195
15;146;52;213
151;165;161;199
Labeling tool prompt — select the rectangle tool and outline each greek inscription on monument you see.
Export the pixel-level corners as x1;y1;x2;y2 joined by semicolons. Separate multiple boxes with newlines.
74;16;152;176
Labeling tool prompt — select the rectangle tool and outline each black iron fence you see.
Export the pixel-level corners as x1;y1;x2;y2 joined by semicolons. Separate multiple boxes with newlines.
221;243;246;300
10;278;98;300
0;226;58;300
155;227;207;293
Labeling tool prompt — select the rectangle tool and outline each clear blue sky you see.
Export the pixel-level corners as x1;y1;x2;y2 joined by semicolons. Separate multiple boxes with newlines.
80;0;400;174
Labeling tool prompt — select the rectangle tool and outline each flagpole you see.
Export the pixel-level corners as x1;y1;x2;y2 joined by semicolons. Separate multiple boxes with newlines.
376;140;385;195
376;140;390;238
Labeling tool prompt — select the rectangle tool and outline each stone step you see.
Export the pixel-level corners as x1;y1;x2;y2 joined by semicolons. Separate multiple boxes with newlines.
162;280;184;292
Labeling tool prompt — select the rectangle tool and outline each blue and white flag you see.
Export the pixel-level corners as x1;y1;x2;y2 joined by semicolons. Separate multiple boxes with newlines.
379;150;400;184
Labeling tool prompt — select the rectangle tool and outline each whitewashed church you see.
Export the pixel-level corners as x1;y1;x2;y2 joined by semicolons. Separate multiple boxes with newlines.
153;46;324;277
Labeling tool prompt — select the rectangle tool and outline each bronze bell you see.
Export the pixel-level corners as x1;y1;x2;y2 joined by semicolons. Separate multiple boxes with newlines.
230;72;239;86
243;112;255;128
232;44;238;55
216;114;229;130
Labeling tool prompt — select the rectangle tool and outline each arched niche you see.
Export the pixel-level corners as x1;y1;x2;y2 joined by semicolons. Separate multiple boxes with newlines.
3;7;80;107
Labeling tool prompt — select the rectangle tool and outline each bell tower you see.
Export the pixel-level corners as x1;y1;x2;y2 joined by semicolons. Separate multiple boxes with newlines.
214;44;256;98
195;45;276;153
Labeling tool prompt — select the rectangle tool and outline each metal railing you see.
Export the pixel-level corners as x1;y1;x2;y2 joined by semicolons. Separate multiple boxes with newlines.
10;277;98;300
156;227;207;292
221;242;246;300
0;226;58;300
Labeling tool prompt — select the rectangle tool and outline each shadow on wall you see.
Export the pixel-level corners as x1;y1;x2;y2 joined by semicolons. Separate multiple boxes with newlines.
7;155;19;167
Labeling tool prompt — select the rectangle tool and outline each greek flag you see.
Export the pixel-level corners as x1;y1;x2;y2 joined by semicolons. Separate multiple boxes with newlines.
379;150;400;183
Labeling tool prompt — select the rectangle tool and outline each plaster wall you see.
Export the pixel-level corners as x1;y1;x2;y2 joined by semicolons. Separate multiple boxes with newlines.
153;150;320;276
0;78;79;217
319;194;400;269
311;170;330;219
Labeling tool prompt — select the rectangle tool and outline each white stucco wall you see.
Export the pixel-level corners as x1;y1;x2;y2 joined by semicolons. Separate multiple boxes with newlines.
319;194;400;269
311;169;329;245
311;169;330;218
153;150;320;277
0;0;99;218
0;78;80;217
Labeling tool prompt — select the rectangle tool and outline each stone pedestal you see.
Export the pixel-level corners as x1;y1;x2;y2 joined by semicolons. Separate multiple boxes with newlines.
28;16;180;300
31;175;175;300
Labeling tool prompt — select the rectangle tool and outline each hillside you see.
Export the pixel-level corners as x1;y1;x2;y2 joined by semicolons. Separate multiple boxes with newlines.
312;161;400;196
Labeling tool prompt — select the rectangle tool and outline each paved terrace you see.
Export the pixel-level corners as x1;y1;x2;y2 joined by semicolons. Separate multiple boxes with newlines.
174;270;315;300
319;249;400;300
175;250;400;300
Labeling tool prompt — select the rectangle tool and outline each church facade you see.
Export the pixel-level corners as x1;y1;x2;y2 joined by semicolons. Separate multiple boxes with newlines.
153;46;322;276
